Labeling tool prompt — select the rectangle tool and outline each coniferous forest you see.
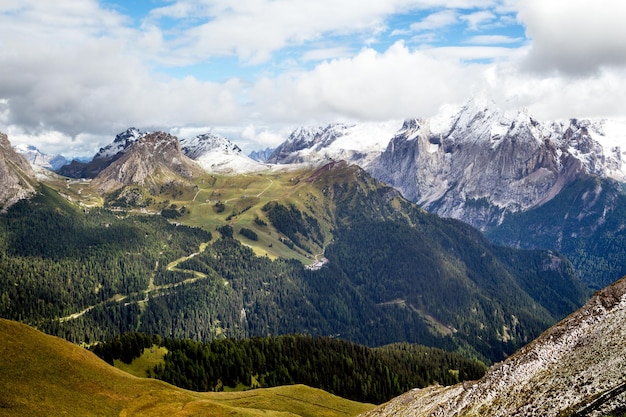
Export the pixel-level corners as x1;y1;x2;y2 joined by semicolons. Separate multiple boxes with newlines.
90;332;487;404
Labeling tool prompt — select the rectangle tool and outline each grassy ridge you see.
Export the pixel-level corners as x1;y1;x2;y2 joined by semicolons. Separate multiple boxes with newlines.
0;318;373;417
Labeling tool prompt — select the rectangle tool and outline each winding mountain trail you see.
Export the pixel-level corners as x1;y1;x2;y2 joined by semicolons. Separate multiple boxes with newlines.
58;242;213;323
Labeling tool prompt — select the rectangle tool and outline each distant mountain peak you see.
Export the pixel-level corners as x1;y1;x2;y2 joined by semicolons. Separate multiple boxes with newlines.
94;127;147;161
92;131;203;193
180;132;265;174
14;143;68;171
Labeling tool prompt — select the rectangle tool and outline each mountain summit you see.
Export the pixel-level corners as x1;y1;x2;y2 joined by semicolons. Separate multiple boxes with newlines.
362;275;626;417
180;132;266;173
368;99;626;229
91;131;204;193
57;128;148;178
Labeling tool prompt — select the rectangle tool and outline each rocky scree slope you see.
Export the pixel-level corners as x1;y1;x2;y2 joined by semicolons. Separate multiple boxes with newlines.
361;275;626;417
0;133;37;210
91;131;204;194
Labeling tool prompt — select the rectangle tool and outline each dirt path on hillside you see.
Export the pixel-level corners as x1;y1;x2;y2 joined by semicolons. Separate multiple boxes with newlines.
58;242;213;323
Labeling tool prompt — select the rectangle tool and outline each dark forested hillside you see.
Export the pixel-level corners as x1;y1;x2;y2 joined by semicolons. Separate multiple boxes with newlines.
0;167;589;364
91;332;487;404
487;175;626;289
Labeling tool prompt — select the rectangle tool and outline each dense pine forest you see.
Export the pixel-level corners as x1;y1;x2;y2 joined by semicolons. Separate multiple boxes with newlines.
91;332;487;404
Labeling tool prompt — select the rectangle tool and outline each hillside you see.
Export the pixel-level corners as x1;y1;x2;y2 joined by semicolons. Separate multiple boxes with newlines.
0;318;374;417
361;275;626;417
486;176;626;289
0;160;585;363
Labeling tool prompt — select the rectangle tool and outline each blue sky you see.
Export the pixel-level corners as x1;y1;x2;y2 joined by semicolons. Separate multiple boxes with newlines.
1;0;626;156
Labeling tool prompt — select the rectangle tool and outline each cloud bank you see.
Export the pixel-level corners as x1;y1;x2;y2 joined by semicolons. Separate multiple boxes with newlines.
0;0;625;156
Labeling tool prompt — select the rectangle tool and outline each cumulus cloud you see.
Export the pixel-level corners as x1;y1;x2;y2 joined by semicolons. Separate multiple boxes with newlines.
1;0;626;158
248;41;481;123
518;0;626;75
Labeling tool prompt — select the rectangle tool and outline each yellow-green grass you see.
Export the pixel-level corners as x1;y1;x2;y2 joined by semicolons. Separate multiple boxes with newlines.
0;319;374;417
114;345;168;378
40;168;336;265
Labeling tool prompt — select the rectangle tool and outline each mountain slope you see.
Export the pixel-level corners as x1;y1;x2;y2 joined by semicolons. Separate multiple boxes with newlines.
180;132;266;173
0;132;37;210
487;175;626;289
0;318;373;417
91;131;204;193
361;275;626;417
1;161;589;363
57;127;147;178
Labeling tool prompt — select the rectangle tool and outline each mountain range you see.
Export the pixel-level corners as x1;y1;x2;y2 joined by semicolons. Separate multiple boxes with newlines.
2;98;626;415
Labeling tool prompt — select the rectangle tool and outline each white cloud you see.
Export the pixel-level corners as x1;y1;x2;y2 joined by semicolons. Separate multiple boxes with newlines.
466;35;523;45
248;42;479;123
1;0;626;157
409;10;459;32
518;0;626;74
460;10;496;30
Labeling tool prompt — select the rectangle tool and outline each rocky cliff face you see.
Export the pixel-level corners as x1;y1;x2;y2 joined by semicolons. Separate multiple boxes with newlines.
91;131;204;194
0;132;37;210
368;100;625;230
362;275;626;417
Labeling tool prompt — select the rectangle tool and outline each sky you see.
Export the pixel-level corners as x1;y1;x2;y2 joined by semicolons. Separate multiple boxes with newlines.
1;0;626;157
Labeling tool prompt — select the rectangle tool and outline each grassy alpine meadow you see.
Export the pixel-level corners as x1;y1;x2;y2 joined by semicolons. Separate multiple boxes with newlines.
0;318;374;417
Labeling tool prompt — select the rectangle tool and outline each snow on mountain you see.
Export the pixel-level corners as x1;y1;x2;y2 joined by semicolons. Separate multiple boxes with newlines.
547;118;626;181
180;132;268;174
268;121;403;168
92;131;203;194
94;127;147;161
13;144;68;170
368;99;626;229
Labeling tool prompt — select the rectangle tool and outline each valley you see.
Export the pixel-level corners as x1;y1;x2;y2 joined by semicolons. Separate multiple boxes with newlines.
2;100;626;416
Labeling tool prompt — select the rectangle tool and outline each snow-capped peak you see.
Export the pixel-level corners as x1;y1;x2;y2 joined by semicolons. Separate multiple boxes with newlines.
180;132;242;159
13;143;68;170
180;132;266;174
94;127;147;160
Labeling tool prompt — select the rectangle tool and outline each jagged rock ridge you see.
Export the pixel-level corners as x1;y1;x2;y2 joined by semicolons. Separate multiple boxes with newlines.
0;133;37;210
361;275;626;417
91;131;204;193
248;147;275;162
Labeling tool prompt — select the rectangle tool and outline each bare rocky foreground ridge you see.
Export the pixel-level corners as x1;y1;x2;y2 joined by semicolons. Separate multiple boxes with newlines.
361;276;626;417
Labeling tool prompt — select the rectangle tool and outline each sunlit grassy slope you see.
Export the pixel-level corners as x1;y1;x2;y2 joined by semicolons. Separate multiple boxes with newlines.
0;319;374;417
49;167;339;264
